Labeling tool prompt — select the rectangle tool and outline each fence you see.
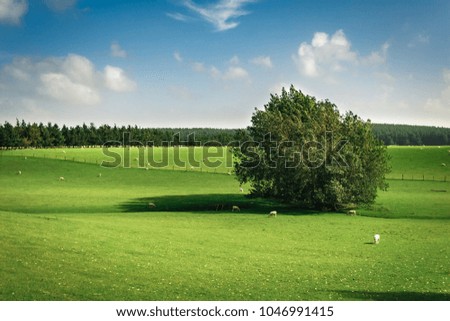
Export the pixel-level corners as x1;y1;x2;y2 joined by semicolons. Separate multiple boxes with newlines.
386;174;447;182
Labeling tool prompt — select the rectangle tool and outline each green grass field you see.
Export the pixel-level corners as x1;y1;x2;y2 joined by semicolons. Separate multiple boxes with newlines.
0;146;449;300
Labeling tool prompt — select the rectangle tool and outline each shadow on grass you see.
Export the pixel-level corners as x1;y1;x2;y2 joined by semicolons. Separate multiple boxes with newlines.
118;193;318;215
335;290;450;301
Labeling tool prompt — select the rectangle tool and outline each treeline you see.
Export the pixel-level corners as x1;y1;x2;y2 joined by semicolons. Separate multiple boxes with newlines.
372;124;450;146
0;120;241;148
0;120;449;148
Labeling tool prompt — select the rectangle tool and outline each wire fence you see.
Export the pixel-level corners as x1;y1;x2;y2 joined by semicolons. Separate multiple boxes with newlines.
386;174;447;182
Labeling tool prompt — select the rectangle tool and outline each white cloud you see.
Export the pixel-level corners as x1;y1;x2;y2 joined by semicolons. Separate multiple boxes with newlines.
104;65;136;92
61;54;96;86
209;66;221;79
111;41;127;58
0;53;137;108
362;42;389;65
294;30;357;77
294;30;389;78
185;53;250;82
44;0;76;11
192;62;206;73
174;51;183;62
0;0;28;24
39;72;100;105
223;66;249;80
166;12;189;22
250;56;272;69
181;0;256;31
408;32;430;48
229;55;240;65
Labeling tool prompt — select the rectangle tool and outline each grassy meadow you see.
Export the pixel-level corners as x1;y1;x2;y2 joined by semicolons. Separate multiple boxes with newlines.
0;146;449;300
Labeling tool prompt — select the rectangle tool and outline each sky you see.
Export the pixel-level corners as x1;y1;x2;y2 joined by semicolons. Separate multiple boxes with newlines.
0;0;449;128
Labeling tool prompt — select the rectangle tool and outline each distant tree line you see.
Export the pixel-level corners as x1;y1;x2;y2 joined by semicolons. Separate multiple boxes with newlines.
0;119;242;148
372;124;449;146
0;120;448;148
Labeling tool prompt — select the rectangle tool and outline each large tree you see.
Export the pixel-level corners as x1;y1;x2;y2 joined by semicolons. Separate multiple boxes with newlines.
234;86;390;210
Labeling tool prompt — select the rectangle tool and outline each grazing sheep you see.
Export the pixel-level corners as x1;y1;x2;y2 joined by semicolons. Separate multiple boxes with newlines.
227;171;232;175
59;176;65;181
232;205;240;212
441;163;447;167
17;170;22;175
97;173;102;177
239;187;244;193
347;210;356;216
268;210;277;217
148;202;156;209
373;234;380;244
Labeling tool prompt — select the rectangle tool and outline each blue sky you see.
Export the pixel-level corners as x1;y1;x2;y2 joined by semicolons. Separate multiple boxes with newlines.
0;0;449;128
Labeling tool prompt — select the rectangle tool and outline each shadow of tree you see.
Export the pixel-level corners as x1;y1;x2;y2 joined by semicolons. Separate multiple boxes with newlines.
118;193;317;215
334;290;450;301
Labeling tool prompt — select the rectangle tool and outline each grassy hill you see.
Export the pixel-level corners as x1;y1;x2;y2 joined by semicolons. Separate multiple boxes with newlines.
0;146;449;300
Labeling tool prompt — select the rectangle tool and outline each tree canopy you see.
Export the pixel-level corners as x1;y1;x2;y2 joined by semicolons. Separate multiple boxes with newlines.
234;86;390;210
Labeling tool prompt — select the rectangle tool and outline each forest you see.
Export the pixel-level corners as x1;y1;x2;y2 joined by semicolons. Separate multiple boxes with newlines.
0;120;448;148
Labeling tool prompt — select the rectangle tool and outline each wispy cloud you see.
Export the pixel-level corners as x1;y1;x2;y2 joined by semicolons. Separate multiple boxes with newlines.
110;41;127;58
166;12;189;22
408;32;430;48
250;56;273;69
189;56;250;82
0;0;28;25
178;0;257;31
173;51;183;62
222;66;249;80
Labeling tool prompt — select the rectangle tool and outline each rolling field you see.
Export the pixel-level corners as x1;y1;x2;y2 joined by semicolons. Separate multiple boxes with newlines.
0;146;449;300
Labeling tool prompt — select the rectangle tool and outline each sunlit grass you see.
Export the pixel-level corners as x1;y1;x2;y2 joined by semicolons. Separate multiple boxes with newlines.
0;146;449;301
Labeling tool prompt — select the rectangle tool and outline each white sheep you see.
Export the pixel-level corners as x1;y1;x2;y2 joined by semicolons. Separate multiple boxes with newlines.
59;176;65;181
268;210;277;217
97;173;102;177
441;163;446;167
373;234;380;244
148;202;156;208
239;187;244;193
347;210;356;216
232;205;240;212
17;170;22;175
